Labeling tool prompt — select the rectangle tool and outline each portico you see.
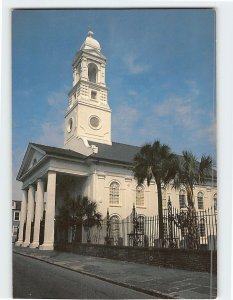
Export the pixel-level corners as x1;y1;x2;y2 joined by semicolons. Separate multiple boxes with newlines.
15;143;90;250
16;171;57;250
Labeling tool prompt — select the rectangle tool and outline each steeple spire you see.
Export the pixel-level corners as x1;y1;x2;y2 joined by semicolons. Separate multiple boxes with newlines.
64;31;112;149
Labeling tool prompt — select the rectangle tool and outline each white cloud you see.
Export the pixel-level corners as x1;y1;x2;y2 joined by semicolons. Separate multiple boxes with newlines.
47;91;66;110
37;91;66;146
124;55;149;75
194;121;216;144
12;91;66;199
185;80;200;97
154;96;197;128
112;104;139;142
128;90;138;97
37;121;64;146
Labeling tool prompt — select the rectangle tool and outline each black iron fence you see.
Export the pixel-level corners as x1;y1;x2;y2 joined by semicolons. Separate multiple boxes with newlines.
83;201;217;250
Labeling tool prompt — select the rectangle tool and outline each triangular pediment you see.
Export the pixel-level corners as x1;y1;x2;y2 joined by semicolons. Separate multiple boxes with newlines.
17;143;46;180
82;48;106;59
73;49;106;65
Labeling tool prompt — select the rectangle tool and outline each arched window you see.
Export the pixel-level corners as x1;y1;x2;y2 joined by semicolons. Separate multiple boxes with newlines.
179;190;186;209
137;215;145;234
88;63;98;83
109;182;120;205
213;193;217;211
110;215;120;245
197;192;204;210
199;218;206;237
136;185;144;206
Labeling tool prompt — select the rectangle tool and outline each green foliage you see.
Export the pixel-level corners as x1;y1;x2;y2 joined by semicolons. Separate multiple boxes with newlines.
172;151;212;249
56;194;102;243
133;140;177;242
133;141;177;186
173;151;212;207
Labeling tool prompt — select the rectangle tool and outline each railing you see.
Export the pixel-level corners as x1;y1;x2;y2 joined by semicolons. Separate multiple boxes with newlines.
83;203;217;250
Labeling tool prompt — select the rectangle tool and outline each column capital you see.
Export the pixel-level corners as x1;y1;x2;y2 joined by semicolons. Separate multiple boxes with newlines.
48;170;56;176
28;183;36;190
21;187;29;191
37;178;44;183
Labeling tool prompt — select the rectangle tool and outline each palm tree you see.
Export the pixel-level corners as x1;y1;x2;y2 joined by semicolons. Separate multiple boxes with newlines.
173;151;212;208
173;151;212;249
56;194;102;244
133;140;177;245
82;197;102;243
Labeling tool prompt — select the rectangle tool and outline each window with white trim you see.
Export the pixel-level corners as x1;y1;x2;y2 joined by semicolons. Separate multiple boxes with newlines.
14;211;20;221
110;215;120;245
136;185;144;206
137;215;145;234
197;192;204;210
179;190;186;209
109;182;120;205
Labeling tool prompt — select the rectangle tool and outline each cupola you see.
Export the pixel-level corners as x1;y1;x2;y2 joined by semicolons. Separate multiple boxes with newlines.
80;31;101;52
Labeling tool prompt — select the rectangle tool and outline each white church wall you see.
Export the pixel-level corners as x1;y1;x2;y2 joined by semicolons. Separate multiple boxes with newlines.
76;103;111;145
84;162;159;219
49;158;89;176
84;159;217;221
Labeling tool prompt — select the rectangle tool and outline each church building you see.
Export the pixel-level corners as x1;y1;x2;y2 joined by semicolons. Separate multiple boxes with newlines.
15;32;217;250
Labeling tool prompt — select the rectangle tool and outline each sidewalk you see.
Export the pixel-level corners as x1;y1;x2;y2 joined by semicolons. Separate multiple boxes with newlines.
13;245;217;299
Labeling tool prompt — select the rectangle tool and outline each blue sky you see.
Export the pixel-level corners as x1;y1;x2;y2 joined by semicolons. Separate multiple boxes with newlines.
12;9;216;198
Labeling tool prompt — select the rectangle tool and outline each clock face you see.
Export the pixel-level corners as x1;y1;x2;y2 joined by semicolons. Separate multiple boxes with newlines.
89;115;100;129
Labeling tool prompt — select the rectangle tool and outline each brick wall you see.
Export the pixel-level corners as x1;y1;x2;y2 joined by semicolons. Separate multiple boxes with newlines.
56;243;217;274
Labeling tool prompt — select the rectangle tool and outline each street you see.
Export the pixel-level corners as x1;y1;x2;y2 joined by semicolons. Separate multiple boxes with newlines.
13;253;156;299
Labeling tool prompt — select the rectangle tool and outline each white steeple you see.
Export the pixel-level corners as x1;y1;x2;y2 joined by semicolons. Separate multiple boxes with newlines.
64;31;112;152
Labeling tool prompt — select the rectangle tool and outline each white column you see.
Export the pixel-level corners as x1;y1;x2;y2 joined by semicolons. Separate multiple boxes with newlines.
22;185;35;247
30;179;44;248
39;171;56;250
15;189;28;246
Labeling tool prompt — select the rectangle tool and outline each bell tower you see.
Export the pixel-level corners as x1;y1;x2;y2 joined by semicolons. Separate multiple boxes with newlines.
64;31;112;151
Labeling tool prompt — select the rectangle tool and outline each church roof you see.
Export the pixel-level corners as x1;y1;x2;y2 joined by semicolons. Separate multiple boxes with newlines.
32;141;140;165
30;143;87;160
18;142;216;184
92;141;141;165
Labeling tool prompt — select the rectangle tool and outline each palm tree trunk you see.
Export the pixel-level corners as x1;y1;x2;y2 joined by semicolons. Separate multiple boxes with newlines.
156;181;164;246
187;189;199;249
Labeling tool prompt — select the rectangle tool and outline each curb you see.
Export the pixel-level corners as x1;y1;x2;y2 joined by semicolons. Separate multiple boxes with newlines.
13;250;177;299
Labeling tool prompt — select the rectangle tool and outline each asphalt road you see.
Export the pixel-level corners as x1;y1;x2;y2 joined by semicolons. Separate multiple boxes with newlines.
13;253;156;299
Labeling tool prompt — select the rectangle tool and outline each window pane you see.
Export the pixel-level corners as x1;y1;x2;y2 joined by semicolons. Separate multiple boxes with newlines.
14;212;20;221
110;216;120;245
136;185;144;206
138;216;145;234
109;182;119;205
179;191;186;209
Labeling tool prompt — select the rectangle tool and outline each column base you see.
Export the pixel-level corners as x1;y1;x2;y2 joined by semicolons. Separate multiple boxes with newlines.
39;243;54;251
29;242;39;249
15;240;23;247
22;241;30;247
